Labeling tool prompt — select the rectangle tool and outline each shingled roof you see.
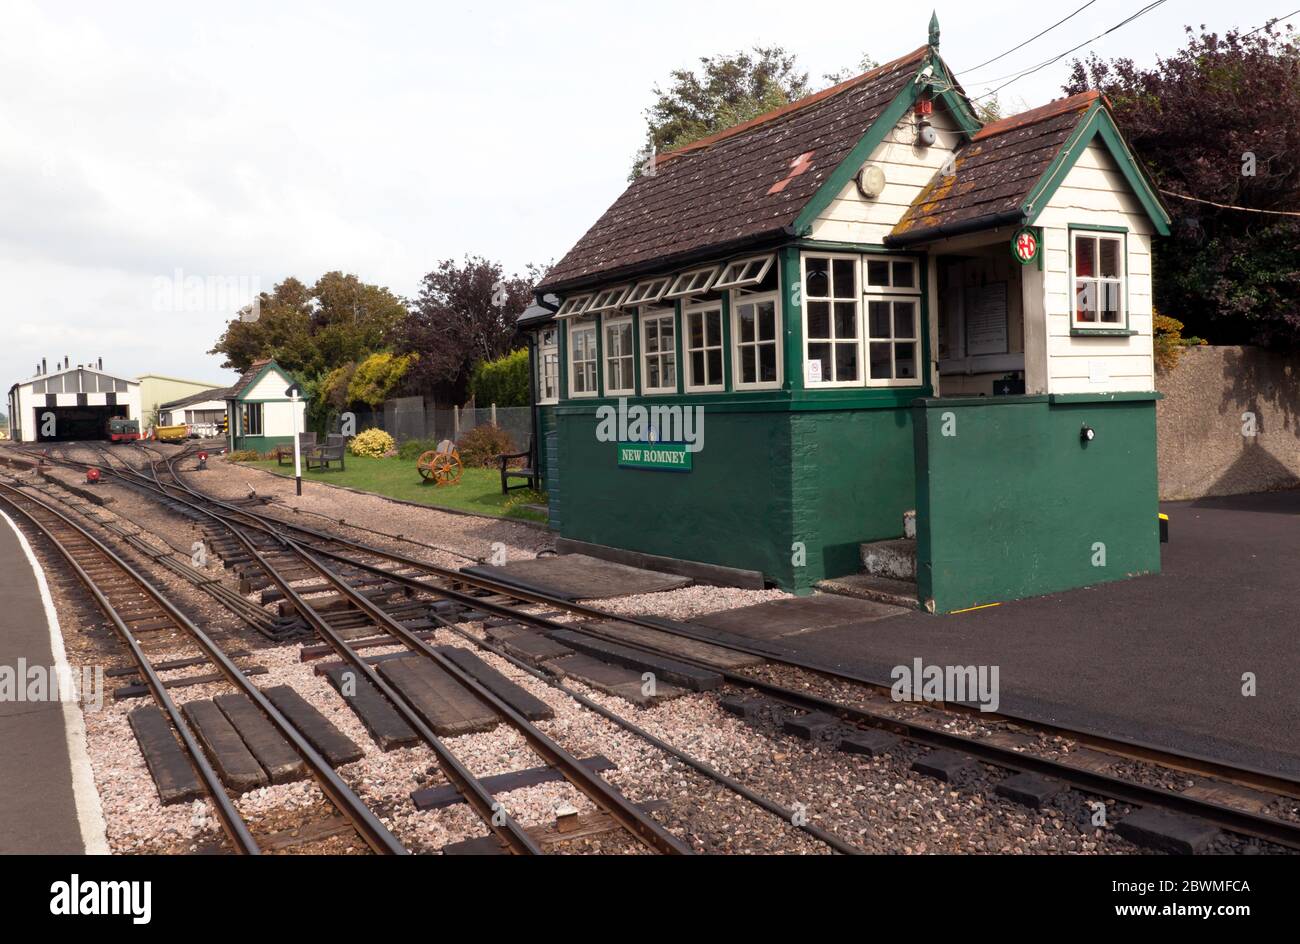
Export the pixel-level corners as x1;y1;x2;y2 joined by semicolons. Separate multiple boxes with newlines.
538;47;930;293
887;92;1100;245
226;358;274;400
159;386;232;411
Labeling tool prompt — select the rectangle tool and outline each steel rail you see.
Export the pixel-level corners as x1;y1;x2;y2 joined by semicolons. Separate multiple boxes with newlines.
290;537;1300;849
126;453;1300;848
0;481;260;855
39;450;1300;849
112;455;840;852
439;621;862;854
0;479;408;856
126;468;546;854
194;492;1300;800
111;453;691;853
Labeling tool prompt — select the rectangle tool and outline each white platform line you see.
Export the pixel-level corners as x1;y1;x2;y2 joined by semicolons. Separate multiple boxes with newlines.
1;509;111;855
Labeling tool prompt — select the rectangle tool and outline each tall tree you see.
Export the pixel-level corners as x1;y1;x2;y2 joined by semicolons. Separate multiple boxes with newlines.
635;47;810;174
397;256;538;401
208;272;407;375
1064;26;1300;347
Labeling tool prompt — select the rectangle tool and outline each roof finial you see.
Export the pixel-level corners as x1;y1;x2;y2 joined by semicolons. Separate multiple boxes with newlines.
929;11;940;48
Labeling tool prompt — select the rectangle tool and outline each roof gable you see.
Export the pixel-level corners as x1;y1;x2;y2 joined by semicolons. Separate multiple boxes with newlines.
228;359;294;401
538;47;936;293
888;93;1170;245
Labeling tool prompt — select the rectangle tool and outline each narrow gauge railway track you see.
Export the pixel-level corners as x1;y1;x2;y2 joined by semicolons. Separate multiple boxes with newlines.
88;445;860;853
84;446;693;855
31;444;1300;852
0;479;405;856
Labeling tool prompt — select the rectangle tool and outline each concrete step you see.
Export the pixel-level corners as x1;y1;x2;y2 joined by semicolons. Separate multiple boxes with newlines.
815;573;917;609
859;538;917;581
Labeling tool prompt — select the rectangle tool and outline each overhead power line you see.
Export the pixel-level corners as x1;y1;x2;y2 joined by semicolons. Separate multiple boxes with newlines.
971;0;1168;101
1245;8;1300;36
1159;189;1300;218
962;1;1100;75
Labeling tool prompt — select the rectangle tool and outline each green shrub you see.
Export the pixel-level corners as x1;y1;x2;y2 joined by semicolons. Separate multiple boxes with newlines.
349;427;396;458
226;450;261;462
397;437;440;461
1153;312;1206;373
469;348;529;407
457;424;516;467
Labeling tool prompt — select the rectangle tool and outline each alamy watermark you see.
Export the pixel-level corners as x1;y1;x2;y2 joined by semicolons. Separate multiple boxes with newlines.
1;660;104;711
151;268;260;319
594;397;705;452
891;657;999;713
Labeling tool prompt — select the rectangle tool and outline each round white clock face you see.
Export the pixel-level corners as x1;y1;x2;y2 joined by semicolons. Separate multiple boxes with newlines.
857;164;885;198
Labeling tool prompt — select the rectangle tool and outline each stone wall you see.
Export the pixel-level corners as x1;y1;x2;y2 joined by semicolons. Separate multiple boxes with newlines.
1156;346;1300;500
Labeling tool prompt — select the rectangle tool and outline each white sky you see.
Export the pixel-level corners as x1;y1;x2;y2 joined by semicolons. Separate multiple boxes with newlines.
1;0;1292;392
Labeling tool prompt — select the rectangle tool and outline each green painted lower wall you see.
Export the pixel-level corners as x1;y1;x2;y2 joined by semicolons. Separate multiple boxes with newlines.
233;434;293;453
555;404;916;590
790;409;916;591
912;396;1160;613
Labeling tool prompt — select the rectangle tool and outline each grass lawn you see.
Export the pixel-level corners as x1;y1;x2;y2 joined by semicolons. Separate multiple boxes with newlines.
240;456;547;523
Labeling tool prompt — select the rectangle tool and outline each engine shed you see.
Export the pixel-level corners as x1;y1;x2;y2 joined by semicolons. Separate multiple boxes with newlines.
523;19;1171;612
6;358;141;443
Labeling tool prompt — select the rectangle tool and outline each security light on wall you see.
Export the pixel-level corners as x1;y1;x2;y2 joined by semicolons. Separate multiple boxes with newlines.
855;164;886;199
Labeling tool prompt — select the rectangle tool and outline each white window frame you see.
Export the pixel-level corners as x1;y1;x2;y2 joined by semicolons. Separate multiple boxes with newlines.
624;276;671;307
730;289;783;391
863;253;923;388
537;326;559;405
665;265;720;299
864;295;923;388
639;307;678;395
602;313;636;396
863;255;921;295
554;294;593;318
587;285;631;313
800;252;863;388
567;316;598;398
682;301;726;393
1070;230;1127;329
713;254;775;291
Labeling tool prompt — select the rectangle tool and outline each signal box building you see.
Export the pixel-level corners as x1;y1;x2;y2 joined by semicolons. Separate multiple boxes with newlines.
223;359;307;453
525;20;1171;612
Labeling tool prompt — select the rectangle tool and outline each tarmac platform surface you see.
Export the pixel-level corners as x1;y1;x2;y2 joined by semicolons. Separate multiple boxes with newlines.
0;510;102;853
755;490;1300;777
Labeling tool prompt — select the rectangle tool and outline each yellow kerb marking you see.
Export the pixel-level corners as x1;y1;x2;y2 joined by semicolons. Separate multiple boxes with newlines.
949;602;1001;614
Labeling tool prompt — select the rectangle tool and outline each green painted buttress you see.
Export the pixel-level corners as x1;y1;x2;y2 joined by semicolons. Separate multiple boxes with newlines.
912;396;1161;613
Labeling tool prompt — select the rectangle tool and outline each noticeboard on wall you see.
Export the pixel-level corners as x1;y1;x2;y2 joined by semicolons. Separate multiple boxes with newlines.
964;282;1009;356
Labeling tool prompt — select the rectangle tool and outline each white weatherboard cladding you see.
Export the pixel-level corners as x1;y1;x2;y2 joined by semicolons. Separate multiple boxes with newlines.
1034;142;1155;394
809;108;962;244
239;366;305;438
244;366;293;402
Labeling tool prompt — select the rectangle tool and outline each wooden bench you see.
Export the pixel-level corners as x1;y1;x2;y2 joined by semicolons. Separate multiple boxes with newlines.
498;440;537;494
305;434;346;472
276;432;317;466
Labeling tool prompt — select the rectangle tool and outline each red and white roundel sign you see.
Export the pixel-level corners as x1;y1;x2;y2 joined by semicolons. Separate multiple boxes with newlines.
1012;227;1039;264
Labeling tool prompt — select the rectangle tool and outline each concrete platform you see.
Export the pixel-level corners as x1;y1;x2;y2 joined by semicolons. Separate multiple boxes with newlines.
461;553;691;601
0;510;106;853
691;593;907;641
741;490;1300;777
